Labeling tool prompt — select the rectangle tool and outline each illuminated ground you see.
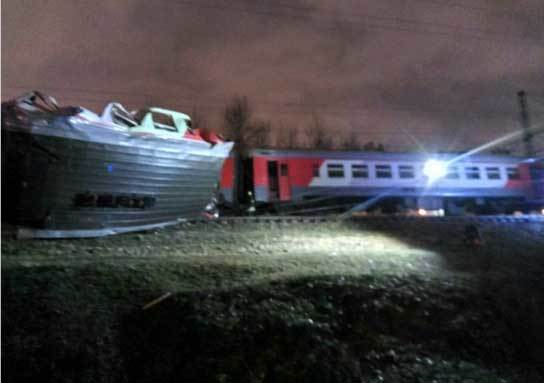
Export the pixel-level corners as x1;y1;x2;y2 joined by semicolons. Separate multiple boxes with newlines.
2;219;544;382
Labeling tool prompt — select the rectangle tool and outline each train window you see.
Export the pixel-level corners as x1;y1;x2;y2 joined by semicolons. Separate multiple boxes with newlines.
398;165;414;178
351;164;368;178
280;164;288;176
312;163;320;177
465;166;480;179
485;167;501;180
327;163;345;178
507;167;520;180
152;111;178;132
376;164;392;178
446;166;459;179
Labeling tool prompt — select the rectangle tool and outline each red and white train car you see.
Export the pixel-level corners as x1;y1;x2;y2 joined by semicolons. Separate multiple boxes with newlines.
220;149;543;214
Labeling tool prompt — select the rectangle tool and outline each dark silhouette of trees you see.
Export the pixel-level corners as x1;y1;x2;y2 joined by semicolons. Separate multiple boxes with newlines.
276;122;299;149
223;96;251;210
223;96;273;209
339;130;362;151
363;141;385;152
223;96;272;151
250;119;272;149
223;96;252;152
304;114;333;150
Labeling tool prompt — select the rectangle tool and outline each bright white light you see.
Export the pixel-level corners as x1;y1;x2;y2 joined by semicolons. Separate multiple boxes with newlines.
541;208;544;216
416;208;444;216
423;159;447;181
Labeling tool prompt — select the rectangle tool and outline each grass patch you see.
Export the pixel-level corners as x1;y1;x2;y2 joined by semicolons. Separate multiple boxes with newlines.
2;220;544;382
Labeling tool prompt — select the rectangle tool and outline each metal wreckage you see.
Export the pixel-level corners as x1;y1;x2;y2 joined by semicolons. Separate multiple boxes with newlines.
1;91;233;238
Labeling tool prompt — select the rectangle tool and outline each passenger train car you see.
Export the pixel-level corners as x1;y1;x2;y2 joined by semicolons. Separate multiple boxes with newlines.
220;149;544;215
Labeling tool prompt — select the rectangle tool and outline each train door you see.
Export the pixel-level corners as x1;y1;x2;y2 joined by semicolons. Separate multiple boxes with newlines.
267;161;279;200
529;159;544;201
241;157;254;203
267;160;291;201
278;162;291;201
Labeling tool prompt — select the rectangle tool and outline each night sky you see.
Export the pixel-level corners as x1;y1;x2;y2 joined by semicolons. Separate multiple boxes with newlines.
2;0;544;153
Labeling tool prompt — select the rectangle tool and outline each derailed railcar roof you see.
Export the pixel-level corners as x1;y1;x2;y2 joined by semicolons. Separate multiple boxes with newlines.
149;107;191;121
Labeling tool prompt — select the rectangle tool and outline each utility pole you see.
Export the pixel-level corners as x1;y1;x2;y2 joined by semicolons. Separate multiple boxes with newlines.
517;90;534;157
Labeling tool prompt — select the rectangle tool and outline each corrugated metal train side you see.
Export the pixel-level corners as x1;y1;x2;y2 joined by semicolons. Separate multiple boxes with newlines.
2;117;232;237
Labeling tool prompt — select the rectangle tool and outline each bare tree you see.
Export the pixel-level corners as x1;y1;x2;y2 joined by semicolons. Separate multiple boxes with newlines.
222;96;272;208
340;130;362;151
363;141;375;151
363;141;386;152
250;119;272;149
276;122;299;149
223;96;271;150
304;114;333;150
223;96;251;210
223;96;252;152
287;127;299;149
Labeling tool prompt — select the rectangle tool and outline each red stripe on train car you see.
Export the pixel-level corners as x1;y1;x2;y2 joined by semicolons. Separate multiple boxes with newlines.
286;158;325;186
252;155;324;187
505;163;531;191
252;156;269;187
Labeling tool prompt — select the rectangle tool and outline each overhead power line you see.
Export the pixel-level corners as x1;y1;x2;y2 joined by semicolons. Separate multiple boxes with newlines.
410;0;541;19
3;87;529;147
266;0;521;37
3;84;154;99
156;0;536;44
3;84;519;120
227;0;512;37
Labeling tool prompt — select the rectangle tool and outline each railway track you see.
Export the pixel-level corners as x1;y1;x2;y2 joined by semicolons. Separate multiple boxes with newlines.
3;214;543;240
192;214;544;225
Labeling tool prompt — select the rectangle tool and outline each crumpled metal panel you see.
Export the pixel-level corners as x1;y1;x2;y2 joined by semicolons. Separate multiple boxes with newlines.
16;219;187;239
2;102;233;238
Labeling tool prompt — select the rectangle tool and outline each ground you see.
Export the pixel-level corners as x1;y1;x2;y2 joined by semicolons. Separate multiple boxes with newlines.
2;217;544;382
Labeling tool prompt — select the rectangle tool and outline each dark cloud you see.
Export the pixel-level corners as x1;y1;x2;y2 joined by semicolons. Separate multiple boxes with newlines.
2;0;543;152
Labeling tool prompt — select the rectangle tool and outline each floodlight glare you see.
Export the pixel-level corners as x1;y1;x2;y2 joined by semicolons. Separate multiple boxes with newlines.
423;159;447;181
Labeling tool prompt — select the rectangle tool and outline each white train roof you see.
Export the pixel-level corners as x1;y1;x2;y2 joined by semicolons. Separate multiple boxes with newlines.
249;149;529;164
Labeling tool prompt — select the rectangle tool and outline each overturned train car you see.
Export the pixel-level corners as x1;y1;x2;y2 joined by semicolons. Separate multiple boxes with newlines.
220;149;544;215
1;92;233;237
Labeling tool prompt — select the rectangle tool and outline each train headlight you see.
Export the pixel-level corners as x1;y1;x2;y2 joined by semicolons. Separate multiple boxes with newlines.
423;159;447;181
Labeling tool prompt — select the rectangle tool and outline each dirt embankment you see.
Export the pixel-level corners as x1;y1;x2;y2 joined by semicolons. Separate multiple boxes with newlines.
2;219;544;382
